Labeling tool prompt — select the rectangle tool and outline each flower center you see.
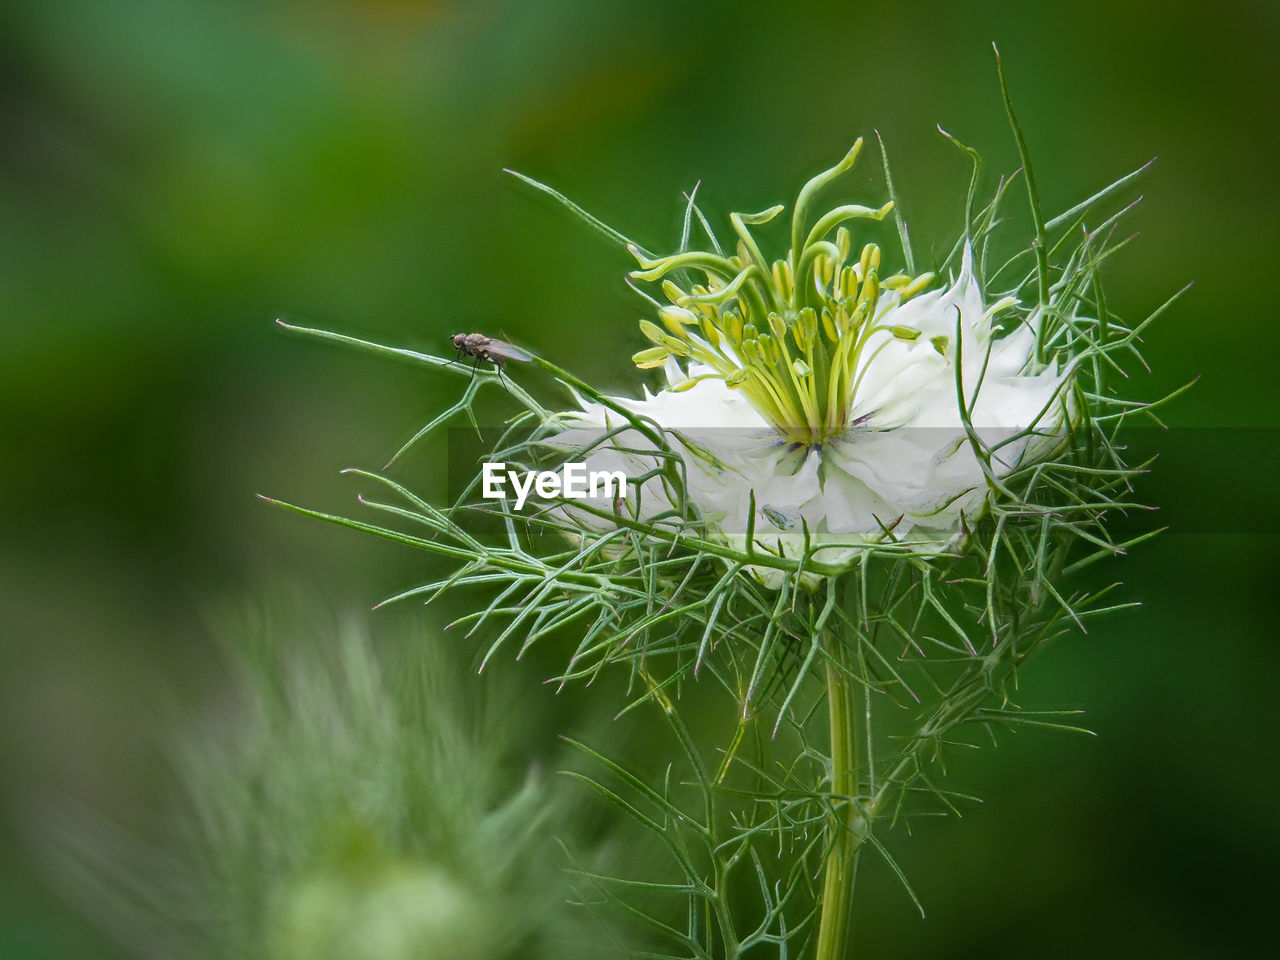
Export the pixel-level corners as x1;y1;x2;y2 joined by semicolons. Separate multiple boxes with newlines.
629;140;936;446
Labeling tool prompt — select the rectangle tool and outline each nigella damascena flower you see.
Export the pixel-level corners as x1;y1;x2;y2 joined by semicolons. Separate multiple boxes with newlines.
548;142;1076;585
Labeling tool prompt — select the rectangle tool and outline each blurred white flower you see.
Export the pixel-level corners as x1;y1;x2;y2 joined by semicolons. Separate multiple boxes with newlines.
269;857;492;960
550;247;1074;586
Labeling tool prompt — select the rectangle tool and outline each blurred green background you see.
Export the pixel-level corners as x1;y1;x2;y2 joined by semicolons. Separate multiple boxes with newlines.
2;0;1277;956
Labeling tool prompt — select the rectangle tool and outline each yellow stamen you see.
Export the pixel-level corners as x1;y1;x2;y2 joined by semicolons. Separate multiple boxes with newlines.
629;143;938;445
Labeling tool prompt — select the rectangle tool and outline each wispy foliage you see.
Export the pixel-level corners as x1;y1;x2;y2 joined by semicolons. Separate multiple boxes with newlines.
40;610;613;960
266;59;1174;958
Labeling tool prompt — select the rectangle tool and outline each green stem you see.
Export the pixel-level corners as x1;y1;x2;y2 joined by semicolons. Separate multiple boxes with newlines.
814;632;861;960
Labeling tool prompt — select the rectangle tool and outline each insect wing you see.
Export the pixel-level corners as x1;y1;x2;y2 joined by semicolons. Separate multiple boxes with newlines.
481;339;532;363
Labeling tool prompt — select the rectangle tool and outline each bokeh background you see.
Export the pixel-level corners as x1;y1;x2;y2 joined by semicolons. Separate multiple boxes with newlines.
2;0;1278;957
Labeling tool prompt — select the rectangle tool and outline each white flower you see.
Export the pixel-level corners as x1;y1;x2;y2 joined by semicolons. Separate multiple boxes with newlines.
550;246;1074;587
542;142;1076;586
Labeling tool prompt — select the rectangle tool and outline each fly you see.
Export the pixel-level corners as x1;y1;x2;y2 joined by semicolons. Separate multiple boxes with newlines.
450;333;532;385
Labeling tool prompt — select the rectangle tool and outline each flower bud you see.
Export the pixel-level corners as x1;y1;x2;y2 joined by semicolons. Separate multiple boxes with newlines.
268;861;492;960
632;347;669;368
859;243;881;279
857;273;880;311
798;307;818;346
899;272;936;299
700;316;722;348
839;265;858;299
815;254;834;291
660;305;698;327
792;319;810;353
659;334;692;356
821;309;839;343
771;259;794;299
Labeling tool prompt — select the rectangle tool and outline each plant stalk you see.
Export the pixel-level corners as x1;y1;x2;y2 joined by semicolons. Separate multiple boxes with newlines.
814;632;861;960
